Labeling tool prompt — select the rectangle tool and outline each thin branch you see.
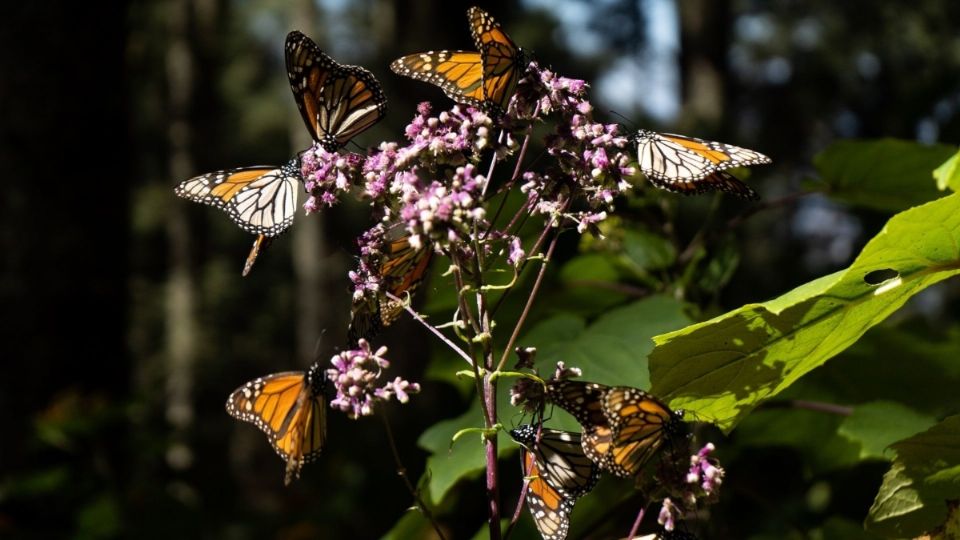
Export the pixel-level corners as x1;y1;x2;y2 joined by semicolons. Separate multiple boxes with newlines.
564;280;651;298
627;504;647;539
761;399;854;416
496;232;560;372
380;410;447;540
503;477;531;540
387;292;473;366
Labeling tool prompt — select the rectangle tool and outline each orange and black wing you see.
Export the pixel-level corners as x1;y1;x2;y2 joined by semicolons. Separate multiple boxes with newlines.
175;159;301;237
286;31;386;151
378;235;434;324
468;6;525;114
225;363;327;484
515;436;575;540
600;387;684;478
544;380;615;467
347;234;434;345
390;50;486;108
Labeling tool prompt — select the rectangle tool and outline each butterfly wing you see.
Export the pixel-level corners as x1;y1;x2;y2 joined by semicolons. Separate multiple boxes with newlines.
225;366;327;484
378;235;434;324
286;31;387;150
519;443;574;540
636;130;768;200
601;387;681;478
390;50;486;108
544;380;617;468
511;425;600;498
175;160;301;237
646;169;759;200
468;6;524;114
659;132;771;171
347;234;433;345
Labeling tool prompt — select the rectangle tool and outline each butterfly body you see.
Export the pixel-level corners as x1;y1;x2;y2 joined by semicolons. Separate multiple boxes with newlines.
634;130;770;200
510;425;600;540
226;361;327;484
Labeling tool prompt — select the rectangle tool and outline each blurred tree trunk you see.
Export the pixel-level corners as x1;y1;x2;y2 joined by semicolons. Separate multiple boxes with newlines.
164;0;202;473
290;0;331;365
677;0;732;131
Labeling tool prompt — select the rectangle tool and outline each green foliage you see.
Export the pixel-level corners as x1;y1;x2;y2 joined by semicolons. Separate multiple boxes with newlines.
417;398;514;506
866;415;960;537
650;193;960;432
527;295;691;390
933;149;960;192
811;139;956;211
838;402;937;461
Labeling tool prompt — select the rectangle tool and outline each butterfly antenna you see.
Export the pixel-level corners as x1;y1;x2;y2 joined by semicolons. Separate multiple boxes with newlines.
609;109;638;130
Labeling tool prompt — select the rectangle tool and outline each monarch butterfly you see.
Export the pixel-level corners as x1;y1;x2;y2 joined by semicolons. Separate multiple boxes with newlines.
545;380;686;478
347;233;434;345
175;160;301;274
510;425;600;540
634;129;771;200
286;31;387;151
225;361;327;485
390;7;526;116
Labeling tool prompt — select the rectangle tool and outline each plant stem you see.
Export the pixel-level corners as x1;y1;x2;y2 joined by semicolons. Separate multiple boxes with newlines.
483;373;502;540
503;477;531;540
627;504;647;539
496;231;559;372
387;291;473;366
380;410;447;540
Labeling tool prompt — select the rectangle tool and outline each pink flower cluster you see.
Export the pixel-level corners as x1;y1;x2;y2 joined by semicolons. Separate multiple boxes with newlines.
326;339;420;419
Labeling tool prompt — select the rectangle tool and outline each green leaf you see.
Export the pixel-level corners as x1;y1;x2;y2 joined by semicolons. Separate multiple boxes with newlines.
380;509;435;540
933;149;960;192
650;193;960;432
75;495;121;540
529;296;691;390
866;415;960;537
621;229;676;273
557;254;631;313
734;408;860;472
417;396;514;506
838;401;937;460
818;517;883;540
811;139;956;211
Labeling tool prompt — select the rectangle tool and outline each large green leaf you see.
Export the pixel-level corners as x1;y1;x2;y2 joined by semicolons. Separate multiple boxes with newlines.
528;295;691;390
811;139;955;211
866;415;960;537
838;401;937;461
650;193;960;432
417;398;514;506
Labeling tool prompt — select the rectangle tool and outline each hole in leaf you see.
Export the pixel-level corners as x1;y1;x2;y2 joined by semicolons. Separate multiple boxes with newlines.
864;268;899;285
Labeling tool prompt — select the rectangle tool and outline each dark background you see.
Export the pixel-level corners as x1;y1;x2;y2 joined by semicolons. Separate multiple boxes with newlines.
4;0;960;538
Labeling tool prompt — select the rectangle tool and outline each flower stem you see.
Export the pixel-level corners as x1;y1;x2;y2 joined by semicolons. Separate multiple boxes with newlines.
483;373;502;540
495;231;560;372
380;410;447;540
388;291;474;366
627;504;647;539
503;476;531;540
